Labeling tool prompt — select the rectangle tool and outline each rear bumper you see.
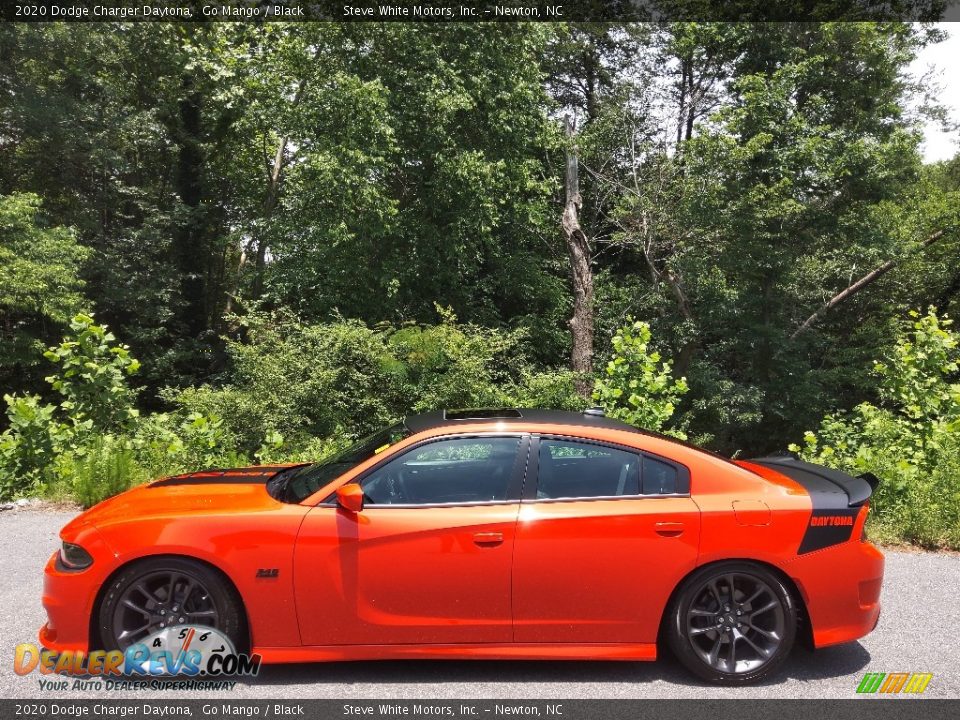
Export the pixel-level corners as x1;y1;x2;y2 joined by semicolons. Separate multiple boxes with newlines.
787;539;884;648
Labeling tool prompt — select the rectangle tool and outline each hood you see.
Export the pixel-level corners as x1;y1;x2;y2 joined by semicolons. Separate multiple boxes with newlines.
148;464;298;487
69;464;304;532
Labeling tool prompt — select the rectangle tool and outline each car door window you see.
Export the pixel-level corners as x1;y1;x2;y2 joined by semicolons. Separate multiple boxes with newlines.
642;455;679;495
536;439;640;499
360;437;521;505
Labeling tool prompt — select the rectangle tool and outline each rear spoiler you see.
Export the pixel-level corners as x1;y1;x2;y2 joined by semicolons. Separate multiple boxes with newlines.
748;455;878;508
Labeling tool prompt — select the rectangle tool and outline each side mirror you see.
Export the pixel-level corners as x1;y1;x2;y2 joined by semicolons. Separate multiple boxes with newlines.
336;483;364;513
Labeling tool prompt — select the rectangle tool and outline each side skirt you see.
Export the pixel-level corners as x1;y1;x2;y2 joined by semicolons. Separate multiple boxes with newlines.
253;643;658;664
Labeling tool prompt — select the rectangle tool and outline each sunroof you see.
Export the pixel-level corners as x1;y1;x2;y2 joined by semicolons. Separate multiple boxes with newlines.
444;408;523;421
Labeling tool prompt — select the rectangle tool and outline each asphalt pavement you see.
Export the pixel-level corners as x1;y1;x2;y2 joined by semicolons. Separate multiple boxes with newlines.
1;507;957;700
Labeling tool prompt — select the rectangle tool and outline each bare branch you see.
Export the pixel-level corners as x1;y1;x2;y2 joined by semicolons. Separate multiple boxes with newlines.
791;229;949;340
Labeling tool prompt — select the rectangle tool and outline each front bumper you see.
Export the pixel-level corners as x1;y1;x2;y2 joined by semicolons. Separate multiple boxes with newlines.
788;539;884;648
40;526;116;654
40;551;95;652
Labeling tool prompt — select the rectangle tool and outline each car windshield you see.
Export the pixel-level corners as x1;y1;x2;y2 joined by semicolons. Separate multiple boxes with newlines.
269;423;411;504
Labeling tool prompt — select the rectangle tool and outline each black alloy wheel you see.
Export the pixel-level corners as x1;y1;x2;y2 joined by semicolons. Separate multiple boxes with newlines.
667;562;797;684
98;557;243;652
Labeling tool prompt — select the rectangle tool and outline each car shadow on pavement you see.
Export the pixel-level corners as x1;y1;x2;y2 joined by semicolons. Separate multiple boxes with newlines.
238;643;871;689
778;643;872;684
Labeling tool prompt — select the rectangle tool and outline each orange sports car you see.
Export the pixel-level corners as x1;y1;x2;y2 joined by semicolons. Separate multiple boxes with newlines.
41;408;883;684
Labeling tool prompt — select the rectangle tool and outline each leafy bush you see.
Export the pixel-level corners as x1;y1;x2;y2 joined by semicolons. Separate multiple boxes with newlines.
1;314;150;501
130;412;247;479
173;315;403;454
43;313;140;435
62;435;146;509
592;320;689;435
0;394;68;497
791;309;960;548
173;310;583;458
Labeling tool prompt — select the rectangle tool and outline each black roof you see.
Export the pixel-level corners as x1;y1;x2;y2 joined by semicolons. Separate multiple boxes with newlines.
402;408;739;467
403;408;639;435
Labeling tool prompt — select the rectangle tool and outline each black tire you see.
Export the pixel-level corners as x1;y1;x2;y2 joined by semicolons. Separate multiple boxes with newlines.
97;556;244;652
666;561;797;685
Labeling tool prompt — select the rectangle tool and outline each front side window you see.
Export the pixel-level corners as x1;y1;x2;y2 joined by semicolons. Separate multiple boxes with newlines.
360;436;521;506
536;439;640;499
271;423;410;503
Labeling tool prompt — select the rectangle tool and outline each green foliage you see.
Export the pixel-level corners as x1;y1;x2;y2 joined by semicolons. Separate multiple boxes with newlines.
0;315;145;500
0;394;68;497
43;314;141;434
791;309;960;548
0;193;89;390
592;321;689;435
174;310;581;457
61;435;145;510
129;412;246;480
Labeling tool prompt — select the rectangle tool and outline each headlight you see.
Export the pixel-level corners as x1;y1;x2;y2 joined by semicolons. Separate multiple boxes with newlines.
59;542;93;570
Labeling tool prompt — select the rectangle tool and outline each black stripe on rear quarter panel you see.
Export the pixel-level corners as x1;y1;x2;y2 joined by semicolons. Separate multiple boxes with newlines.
748;456;872;554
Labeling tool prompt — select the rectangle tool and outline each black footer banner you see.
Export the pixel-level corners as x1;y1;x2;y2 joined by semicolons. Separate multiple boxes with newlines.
1;700;959;720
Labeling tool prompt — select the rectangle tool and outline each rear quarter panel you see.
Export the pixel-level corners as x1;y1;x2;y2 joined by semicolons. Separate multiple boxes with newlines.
693;459;813;566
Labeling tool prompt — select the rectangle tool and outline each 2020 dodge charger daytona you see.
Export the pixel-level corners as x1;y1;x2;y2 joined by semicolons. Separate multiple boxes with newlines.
41;408;884;684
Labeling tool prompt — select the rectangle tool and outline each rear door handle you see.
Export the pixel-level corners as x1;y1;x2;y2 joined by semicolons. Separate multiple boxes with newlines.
473;532;504;546
654;522;685;537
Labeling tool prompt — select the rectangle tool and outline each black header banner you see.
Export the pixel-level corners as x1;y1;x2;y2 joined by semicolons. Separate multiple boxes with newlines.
2;0;959;22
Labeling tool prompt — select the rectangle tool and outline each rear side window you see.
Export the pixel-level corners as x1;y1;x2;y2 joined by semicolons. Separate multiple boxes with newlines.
360;436;520;505
642;455;679;495
537;439;640;499
535;438;690;500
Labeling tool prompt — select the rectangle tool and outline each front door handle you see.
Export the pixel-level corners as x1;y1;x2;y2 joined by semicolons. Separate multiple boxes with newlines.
654;522;685;537
473;532;504;546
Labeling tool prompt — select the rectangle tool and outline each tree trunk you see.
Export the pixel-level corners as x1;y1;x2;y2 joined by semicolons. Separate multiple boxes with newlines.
248;68;314;302
172;72;207;336
250;133;289;300
791;229;947;340
563;115;595;399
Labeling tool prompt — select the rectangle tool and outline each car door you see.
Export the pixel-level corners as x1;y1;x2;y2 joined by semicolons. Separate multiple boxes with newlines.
512;435;701;644
294;434;528;646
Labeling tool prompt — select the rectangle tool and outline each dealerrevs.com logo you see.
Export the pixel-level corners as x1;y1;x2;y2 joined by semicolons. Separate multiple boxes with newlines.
856;672;933;694
15;625;260;689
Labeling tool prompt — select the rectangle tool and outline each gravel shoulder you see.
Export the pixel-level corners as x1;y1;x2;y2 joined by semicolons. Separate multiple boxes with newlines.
1;507;957;700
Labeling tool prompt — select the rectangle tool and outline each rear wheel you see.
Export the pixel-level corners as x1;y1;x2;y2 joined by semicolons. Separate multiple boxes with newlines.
97;557;243;652
667;562;797;684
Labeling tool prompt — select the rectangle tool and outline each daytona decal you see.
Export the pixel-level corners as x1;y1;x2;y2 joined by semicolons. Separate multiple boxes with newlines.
798;509;860;554
809;515;854;527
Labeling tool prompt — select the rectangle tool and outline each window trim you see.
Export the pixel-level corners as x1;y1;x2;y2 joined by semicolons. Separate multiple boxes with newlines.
320;432;531;508
526;433;691;503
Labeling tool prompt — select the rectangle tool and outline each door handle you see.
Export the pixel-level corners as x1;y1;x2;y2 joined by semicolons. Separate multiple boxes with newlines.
473;532;504;546
654;522;685;537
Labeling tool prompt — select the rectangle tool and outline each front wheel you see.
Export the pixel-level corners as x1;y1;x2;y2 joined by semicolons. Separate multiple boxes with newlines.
97;557;244;652
666;562;797;685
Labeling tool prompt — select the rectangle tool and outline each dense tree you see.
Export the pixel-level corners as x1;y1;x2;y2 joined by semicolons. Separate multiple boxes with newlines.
0;193;88;394
1;20;957;460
